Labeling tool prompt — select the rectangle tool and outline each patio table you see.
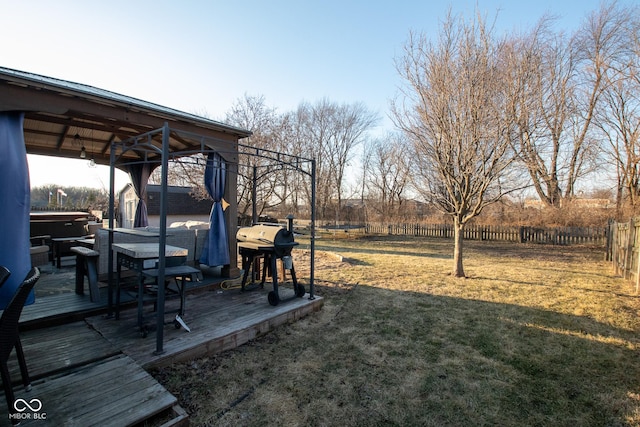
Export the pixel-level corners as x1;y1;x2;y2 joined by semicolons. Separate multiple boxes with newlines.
111;243;188;326
104;228;163;316
51;236;82;268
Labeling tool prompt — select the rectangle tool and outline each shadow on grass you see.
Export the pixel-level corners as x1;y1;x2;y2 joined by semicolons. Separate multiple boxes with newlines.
331;286;639;426
154;282;640;427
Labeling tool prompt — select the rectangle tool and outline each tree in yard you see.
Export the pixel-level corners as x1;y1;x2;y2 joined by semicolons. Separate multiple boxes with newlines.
393;11;519;277
295;99;379;221
503;18;575;207
151;95;302;221
362;132;413;222
596;54;640;214
275;109;315;218
592;3;640;215
506;2;632;208
225;94;284;221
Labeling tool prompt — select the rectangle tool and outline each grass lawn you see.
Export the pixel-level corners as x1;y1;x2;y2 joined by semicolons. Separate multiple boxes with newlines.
152;235;640;426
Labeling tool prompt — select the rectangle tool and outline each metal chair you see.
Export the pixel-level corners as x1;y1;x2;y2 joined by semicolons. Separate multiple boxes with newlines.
0;267;40;425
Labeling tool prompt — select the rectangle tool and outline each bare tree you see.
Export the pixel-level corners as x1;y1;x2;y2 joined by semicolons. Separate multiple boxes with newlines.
264;111;309;218
504;19;574;206
593;2;640;215
329;102;379;213
364;132;413;221
393;11;518;277
148;156;206;195
507;2;632;207
598;75;640;213
296;99;379;221
225;94;282;221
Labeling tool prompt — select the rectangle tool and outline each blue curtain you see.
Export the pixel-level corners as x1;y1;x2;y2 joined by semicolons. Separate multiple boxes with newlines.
125;163;152;228
0;112;34;309
200;152;229;266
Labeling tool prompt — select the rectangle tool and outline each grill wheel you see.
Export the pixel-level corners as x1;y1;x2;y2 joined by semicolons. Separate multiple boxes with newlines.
268;291;279;306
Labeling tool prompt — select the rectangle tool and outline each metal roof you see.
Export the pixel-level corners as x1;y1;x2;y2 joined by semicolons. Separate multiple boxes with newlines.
0;66;251;166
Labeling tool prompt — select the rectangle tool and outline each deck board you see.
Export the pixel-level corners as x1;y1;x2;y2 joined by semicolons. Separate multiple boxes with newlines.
7;322;120;382
19;291;107;329
0;268;322;426
14;354;177;427
20;269;229;329
86;285;324;368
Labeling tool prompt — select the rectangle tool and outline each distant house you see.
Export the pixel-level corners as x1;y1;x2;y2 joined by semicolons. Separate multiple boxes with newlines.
119;184;211;228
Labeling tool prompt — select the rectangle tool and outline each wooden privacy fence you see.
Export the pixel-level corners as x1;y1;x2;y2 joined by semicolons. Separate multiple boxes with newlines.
607;218;640;293
364;223;607;246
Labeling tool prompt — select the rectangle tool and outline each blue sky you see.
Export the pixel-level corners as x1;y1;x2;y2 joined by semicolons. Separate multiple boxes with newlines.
0;0;628;189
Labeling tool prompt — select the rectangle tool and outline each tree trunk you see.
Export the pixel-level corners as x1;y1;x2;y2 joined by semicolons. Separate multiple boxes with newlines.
453;217;465;278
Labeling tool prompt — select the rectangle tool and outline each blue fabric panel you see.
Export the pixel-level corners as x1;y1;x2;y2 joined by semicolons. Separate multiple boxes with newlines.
125;163;151;227
0;112;34;309
134;199;149;228
199;152;230;266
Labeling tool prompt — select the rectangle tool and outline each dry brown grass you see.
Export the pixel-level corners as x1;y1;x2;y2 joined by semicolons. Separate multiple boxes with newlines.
151;235;640;426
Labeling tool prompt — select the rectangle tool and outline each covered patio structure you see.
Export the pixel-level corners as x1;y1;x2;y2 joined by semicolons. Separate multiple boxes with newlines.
0;66;250;274
0;66;317;347
0;67;321;425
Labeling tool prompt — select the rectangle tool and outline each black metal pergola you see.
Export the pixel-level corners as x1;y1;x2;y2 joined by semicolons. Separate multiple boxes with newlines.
107;124;317;354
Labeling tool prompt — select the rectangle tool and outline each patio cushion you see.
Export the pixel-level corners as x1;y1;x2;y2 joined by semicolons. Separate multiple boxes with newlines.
30;245;49;267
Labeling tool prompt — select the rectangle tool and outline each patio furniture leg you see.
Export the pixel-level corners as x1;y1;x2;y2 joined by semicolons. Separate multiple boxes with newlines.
75;254;86;296
115;259;122;320
71;247;100;302
85;256;100;302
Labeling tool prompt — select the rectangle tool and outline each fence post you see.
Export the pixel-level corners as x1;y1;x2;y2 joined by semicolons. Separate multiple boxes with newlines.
614;222;623;276
635;236;640;294
605;220;613;261
625;218;635;280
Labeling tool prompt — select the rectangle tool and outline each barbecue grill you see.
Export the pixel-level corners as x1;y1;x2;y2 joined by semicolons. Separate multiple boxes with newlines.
236;221;304;306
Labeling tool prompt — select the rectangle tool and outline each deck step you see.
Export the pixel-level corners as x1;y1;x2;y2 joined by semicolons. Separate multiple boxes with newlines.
7;354;180;427
2;322;187;427
6;321;120;384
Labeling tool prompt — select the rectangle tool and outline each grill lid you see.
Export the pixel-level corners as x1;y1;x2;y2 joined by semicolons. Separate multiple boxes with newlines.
236;224;297;252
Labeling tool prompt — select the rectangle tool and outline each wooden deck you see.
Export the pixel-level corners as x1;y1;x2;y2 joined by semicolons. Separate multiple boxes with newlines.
11;353;180;427
86;284;324;369
3;322;182;427
1;266;323;426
